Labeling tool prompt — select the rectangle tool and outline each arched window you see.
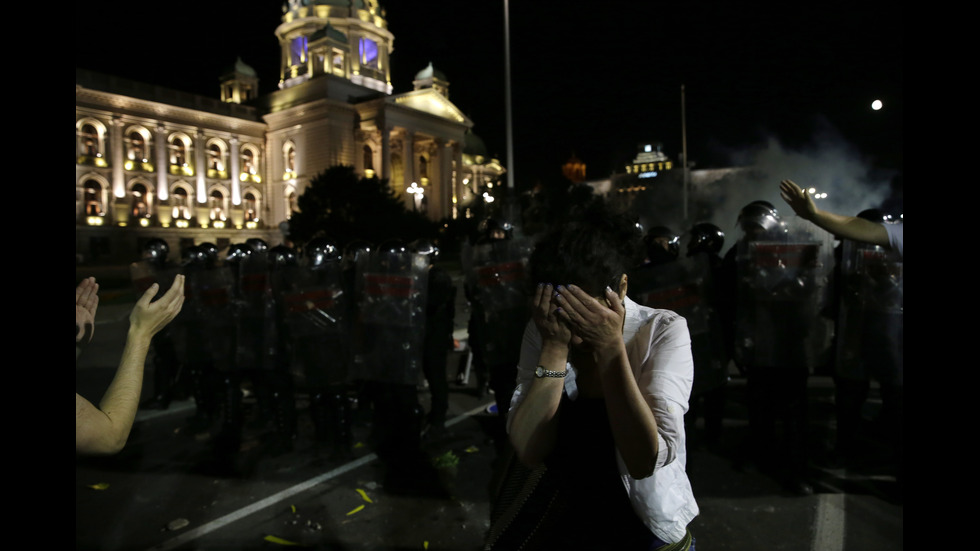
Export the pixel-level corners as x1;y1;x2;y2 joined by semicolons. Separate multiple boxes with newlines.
128;132;146;162
77;119;108;167
208;143;223;171
209;189;226;221
286;189;297;217
81;124;99;157
172;187;191;220
170;136;187;167
241;148;256;175
130;183;149;218
363;145;374;171
243;192;258;222
83;180;104;216
283;142;297;179
359;37;379;69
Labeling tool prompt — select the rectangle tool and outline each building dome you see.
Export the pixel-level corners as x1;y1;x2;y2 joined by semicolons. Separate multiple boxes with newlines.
222;57;257;78
414;61;447;82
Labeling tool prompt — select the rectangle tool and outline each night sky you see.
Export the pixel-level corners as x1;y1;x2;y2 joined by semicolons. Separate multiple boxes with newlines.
77;2;903;194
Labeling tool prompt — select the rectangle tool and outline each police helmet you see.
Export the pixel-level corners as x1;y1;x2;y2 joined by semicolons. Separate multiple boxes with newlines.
245;238;269;255
687;223;725;256
182;245;205;267
644;226;680;264
270;244;298;268
409;238;440;260
737;202;781;234
306;237;341;268
198;243;219;268
225;243;253;264
142;238;170;264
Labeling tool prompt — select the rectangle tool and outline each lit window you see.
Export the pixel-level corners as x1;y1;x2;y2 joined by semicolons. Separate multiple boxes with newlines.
128;132;146;162
243;192;259;222
208;144;223;171
291;36;308;66
131;183;150;218
81;124;99;157
242;149;255;175
364;145;374;171
171;138;187;166
359;38;378;69
84;180;103;216
172;187;191;220
209;190;226;221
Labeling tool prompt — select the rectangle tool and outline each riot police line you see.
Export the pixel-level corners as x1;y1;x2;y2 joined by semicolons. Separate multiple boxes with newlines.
128;202;901;485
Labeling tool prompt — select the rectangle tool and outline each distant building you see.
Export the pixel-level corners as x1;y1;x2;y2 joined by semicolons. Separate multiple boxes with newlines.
76;0;503;263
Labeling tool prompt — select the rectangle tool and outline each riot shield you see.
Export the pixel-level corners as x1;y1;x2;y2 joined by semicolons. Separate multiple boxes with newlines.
230;254;277;371
631;256;711;335
632;255;727;395
275;262;349;389
193;265;237;372
733;223;831;371
835;239;903;385
351;248;428;385
462;239;532;367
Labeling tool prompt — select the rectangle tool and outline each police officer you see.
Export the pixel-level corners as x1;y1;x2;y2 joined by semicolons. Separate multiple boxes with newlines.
831;209;903;471
684;222;730;449
462;218;531;445
179;242;233;436
721;201;829;494
410;238;457;438
352;240;439;492
278;238;353;457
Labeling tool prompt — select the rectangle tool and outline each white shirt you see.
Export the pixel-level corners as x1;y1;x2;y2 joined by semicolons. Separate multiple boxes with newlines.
508;296;700;543
885;222;903;259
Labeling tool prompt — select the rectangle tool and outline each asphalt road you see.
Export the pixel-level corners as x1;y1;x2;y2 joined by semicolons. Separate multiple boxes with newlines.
76;284;903;551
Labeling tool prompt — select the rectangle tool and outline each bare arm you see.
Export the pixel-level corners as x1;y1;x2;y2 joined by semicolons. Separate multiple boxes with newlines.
556;285;660;479
75;275;185;455
780;179;889;246
508;284;571;468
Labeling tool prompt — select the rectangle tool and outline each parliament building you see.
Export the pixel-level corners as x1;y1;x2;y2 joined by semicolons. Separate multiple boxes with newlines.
75;0;504;263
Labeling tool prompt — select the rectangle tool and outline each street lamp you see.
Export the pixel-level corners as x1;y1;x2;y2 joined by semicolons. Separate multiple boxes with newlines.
407;181;425;211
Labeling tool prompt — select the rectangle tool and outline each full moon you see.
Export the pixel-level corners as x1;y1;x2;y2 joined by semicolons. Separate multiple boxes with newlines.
871;99;883;111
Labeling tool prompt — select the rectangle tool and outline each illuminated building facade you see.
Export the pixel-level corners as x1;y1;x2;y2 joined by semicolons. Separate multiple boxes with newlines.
76;0;502;263
625;141;673;180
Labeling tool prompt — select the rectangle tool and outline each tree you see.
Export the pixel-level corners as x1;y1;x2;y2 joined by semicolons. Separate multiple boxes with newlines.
286;165;438;248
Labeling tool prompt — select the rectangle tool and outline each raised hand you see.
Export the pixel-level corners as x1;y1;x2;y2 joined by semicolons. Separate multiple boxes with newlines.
76;277;100;344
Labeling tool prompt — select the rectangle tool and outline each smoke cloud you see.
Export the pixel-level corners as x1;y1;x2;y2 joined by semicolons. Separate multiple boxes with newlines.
689;117;900;245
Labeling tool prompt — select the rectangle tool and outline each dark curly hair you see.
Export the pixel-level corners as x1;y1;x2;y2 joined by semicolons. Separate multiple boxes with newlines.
529;202;643;297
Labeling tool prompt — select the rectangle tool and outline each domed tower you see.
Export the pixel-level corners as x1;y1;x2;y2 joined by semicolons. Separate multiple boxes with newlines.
412;62;450;99
219;57;259;104
275;0;394;93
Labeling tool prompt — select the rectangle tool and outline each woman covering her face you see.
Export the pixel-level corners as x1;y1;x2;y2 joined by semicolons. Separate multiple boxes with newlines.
504;203;699;550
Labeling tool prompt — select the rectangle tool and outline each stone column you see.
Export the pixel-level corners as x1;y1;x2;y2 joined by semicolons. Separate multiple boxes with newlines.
230;136;241;205
110;116;125;199
381;124;392;182
195;130;207;203
155;124;168;201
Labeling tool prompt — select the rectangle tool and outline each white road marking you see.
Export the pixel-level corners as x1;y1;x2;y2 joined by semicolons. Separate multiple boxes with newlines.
146;401;495;551
811;492;845;551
